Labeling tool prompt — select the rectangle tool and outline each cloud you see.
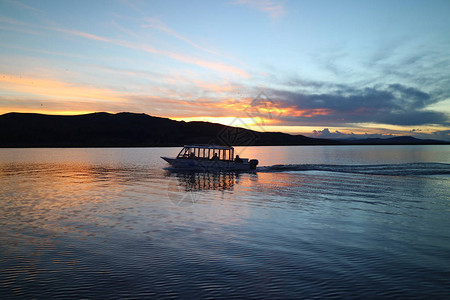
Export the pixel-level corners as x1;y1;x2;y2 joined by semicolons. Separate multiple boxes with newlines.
231;0;285;19
0;74;125;102
3;0;44;14
0;96;129;115
0;42;88;59
142;18;241;63
161;50;249;78
0;14;249;78
54;27;249;78
194;81;236;94
432;130;450;141
52;27;112;43
267;83;449;126
0;75;249;118
0;15;32;26
312;128;394;139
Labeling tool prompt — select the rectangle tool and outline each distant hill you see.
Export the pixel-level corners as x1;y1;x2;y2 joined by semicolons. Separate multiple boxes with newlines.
0;112;447;147
341;136;447;145
0;112;336;147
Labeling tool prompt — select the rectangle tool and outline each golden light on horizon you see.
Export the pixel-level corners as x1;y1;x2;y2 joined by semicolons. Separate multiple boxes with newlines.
172;116;277;128
0;74;125;103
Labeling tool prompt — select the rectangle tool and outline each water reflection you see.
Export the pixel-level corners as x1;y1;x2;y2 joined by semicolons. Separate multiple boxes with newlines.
0;162;171;243
166;170;239;192
0;162;164;186
165;171;243;208
1;148;450;299
233;145;450;165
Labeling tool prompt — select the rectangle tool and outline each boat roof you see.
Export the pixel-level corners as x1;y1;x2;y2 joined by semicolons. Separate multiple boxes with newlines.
183;144;233;150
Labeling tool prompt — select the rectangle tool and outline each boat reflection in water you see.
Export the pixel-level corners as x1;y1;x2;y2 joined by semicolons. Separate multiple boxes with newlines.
168;171;238;192
166;171;242;206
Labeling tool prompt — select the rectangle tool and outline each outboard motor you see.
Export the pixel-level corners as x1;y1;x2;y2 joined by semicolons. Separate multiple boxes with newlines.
249;159;259;170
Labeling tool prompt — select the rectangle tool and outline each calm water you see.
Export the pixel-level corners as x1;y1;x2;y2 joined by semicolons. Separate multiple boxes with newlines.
0;146;449;299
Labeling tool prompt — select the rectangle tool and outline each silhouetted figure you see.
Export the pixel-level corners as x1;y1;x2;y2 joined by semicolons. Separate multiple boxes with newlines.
235;155;243;163
189;152;195;159
212;153;219;160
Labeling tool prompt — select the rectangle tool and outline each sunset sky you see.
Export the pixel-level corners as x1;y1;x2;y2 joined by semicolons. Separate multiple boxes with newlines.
1;0;449;140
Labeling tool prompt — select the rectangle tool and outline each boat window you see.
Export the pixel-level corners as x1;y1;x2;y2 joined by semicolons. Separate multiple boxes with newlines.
176;146;235;160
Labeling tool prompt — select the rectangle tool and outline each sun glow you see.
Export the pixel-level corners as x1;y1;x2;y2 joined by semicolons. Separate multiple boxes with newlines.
172;116;276;128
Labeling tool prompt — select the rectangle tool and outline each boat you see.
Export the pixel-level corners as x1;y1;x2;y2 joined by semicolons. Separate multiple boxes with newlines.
161;145;259;171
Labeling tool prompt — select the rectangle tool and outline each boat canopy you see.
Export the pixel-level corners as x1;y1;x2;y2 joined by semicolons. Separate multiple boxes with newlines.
176;144;235;161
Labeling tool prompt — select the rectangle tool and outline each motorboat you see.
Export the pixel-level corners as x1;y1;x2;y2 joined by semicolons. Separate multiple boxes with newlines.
161;145;259;171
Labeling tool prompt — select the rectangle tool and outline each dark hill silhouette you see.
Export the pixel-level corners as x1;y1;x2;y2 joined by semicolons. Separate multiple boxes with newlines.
0;112;336;147
0;112;447;147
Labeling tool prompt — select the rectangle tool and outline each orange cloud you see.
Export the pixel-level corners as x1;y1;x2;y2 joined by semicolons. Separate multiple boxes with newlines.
0;95;130;116
1;13;249;78
172;116;276;129
159;51;249;78
182;80;234;94
277;107;333;117
1;13;250;78
0;74;124;102
50;26;249;78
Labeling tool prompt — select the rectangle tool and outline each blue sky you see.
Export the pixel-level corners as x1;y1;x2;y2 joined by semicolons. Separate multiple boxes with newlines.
1;0;449;140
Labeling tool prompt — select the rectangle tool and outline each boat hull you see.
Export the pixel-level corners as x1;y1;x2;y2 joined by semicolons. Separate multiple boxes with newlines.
161;157;255;171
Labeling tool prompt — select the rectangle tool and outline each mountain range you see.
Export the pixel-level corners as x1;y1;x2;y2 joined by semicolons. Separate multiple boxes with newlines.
0;112;447;147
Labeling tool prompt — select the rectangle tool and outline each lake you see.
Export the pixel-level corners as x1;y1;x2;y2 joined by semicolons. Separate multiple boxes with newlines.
0;146;449;299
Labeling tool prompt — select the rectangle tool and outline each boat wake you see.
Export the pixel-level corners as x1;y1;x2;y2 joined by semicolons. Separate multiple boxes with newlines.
257;162;450;176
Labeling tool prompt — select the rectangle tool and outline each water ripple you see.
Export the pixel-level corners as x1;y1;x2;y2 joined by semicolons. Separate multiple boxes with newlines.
1;149;449;298
258;162;450;176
